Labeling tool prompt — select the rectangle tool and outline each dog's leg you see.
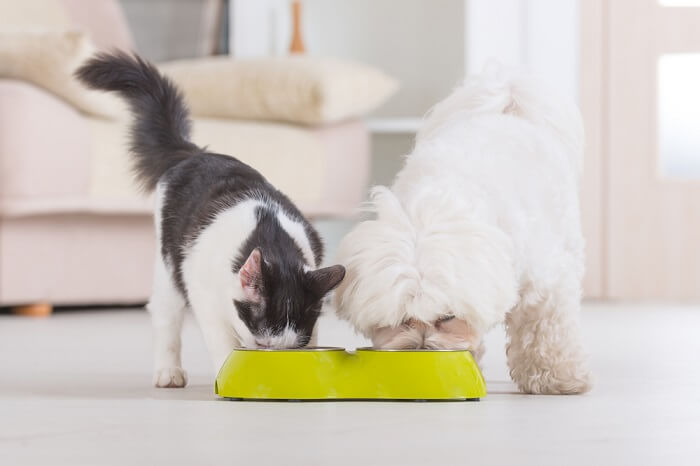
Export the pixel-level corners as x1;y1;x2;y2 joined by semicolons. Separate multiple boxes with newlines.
371;320;426;349
148;255;188;388
505;285;592;394
424;318;484;361
372;318;486;358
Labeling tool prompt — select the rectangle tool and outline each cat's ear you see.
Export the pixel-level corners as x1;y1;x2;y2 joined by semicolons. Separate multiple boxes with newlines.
239;248;263;302
306;265;346;297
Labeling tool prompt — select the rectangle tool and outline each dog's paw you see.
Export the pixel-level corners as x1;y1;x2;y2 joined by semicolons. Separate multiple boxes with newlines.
371;320;426;349
513;367;593;395
153;367;188;388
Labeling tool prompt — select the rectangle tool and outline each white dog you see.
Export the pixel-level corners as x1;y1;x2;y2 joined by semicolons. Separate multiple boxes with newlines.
334;64;592;394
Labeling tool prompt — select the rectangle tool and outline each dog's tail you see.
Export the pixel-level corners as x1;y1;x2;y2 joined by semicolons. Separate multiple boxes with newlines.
333;186;518;340
418;61;584;172
75;51;200;192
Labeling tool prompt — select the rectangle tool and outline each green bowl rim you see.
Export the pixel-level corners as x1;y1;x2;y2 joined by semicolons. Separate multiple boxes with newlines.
231;346;345;352
230;347;474;353
354;347;472;353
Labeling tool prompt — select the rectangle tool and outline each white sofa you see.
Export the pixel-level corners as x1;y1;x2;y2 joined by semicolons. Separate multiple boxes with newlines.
0;0;382;311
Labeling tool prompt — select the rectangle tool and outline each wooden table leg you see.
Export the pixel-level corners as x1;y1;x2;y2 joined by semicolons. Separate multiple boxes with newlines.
12;302;53;317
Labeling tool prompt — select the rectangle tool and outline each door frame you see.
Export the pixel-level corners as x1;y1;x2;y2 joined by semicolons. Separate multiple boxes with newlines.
580;0;607;298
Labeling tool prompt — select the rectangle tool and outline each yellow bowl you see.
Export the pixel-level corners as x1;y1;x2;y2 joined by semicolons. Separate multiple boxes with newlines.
215;347;486;401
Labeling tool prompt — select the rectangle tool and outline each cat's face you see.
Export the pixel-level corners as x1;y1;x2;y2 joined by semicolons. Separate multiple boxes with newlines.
233;248;345;348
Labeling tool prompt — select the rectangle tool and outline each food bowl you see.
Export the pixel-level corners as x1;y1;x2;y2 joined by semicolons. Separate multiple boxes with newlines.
215;347;486;401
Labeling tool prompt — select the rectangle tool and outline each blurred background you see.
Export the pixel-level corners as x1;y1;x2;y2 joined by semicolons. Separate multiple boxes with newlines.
1;0;700;316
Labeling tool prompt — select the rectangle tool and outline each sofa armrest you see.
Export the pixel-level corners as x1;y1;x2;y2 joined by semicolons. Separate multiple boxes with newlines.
0;80;91;212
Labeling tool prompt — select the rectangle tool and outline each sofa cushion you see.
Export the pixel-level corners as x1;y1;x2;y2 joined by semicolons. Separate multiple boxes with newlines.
87;118;330;209
0;31;124;119
0;0;72;31
159;56;398;126
1;111;368;218
0;0;132;51
59;0;134;51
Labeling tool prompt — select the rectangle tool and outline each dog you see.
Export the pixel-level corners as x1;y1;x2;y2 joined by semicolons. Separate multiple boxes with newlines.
334;64;592;394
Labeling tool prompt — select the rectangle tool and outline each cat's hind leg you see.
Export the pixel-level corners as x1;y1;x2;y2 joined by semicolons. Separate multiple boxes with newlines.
148;254;188;388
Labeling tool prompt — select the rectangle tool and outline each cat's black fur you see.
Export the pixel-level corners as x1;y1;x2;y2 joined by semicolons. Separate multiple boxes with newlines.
76;52;344;345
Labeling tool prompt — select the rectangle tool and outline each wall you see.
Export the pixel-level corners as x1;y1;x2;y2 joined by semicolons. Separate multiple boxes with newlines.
120;0;225;61
231;0;466;119
303;0;466;118
466;0;579;98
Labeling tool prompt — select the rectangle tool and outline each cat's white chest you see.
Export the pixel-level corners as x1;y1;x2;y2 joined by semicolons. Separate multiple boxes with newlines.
181;200;260;326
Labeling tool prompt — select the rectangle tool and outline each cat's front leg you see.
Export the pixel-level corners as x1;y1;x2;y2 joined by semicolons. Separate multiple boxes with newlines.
183;255;245;372
186;291;242;371
148;255;188;388
194;315;241;372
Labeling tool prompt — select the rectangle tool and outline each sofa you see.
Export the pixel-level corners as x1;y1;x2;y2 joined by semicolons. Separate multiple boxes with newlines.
0;0;395;313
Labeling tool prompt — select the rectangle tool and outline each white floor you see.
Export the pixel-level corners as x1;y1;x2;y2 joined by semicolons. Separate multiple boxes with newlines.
1;303;699;465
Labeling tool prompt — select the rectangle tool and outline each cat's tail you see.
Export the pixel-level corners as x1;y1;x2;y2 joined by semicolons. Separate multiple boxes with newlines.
75;51;200;192
333;186;518;341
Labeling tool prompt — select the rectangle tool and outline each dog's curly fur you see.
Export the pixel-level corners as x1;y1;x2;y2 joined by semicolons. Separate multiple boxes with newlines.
334;64;592;394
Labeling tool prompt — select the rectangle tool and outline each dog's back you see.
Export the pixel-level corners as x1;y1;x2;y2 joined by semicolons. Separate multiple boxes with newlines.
418;62;584;173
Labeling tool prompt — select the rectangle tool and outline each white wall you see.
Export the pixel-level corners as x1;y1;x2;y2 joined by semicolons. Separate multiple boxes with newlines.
229;0;289;57
466;0;579;100
302;0;466;118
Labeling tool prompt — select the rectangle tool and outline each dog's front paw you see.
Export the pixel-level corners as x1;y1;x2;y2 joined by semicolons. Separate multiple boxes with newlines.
371;320;426;349
153;367;188;388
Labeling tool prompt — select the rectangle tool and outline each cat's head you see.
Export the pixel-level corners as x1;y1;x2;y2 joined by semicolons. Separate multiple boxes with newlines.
233;248;345;349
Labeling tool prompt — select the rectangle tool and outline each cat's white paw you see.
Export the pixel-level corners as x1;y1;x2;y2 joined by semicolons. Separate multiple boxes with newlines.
153;367;188;388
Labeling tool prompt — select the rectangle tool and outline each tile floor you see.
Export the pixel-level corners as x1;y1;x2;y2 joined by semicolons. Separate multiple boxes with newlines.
1;303;699;465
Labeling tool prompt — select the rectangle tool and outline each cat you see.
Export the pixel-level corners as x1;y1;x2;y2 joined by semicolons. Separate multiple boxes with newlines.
76;52;345;388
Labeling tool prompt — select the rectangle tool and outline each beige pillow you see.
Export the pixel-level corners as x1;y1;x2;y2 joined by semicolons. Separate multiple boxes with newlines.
0;31;123;119
0;0;71;31
159;56;398;126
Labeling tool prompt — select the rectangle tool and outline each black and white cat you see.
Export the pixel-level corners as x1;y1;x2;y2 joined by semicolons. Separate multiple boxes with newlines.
77;52;345;388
